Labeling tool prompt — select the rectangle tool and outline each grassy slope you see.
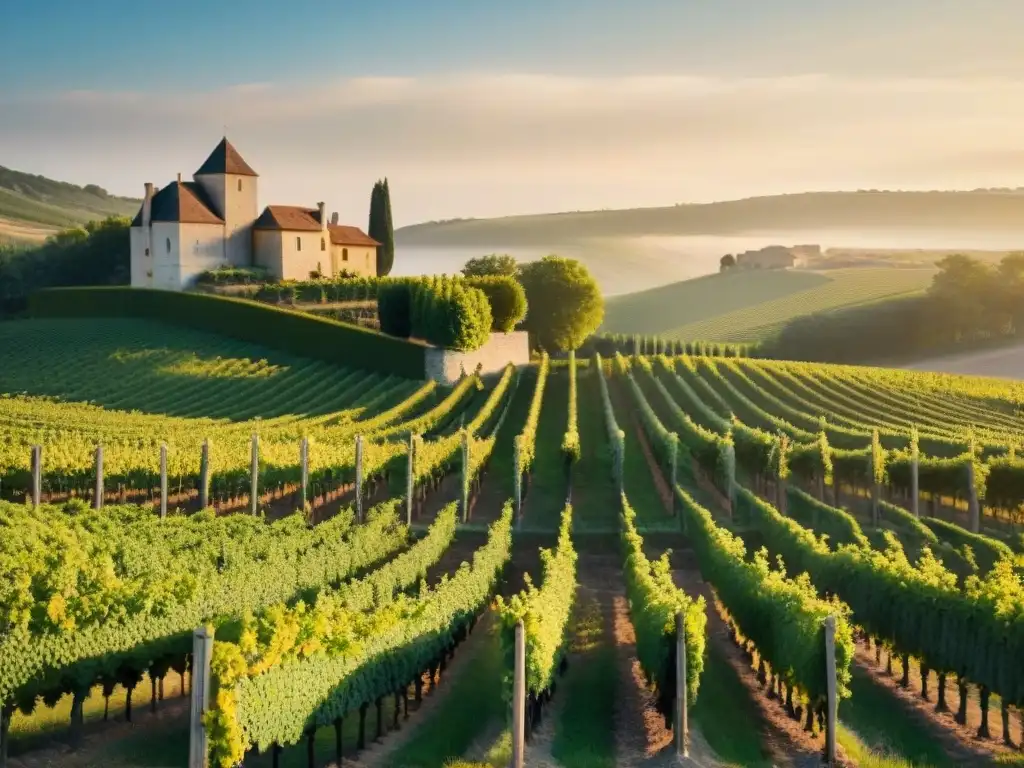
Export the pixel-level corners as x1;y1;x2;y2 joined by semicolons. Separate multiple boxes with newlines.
602;267;935;342
603;269;829;336
0;166;140;232
396;190;1024;247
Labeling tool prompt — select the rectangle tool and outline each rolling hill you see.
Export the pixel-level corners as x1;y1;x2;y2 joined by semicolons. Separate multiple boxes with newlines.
601;267;937;342
0;165;140;242
396;190;1024;247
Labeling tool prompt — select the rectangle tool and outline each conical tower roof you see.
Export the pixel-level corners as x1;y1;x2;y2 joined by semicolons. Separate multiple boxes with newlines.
195;137;258;177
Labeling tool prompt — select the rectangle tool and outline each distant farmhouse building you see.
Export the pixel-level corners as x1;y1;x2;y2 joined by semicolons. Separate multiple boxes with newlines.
736;245;801;270
790;244;822;263
130;138;379;290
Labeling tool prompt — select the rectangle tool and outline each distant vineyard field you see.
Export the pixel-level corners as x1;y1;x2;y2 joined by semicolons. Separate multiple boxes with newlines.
0;318;446;504
603;267;935;342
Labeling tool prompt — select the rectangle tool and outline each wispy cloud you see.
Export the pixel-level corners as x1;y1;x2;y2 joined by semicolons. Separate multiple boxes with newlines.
4;73;1024;224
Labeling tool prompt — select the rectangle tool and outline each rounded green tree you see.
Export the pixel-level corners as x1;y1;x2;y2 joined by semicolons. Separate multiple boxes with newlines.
519;255;604;352
461;253;518;278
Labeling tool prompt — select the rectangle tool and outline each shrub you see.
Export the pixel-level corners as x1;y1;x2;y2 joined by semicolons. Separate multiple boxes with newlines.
195;266;271;286
465;275;527;332
461;253;519;277
518;256;603;352
410;278;491;351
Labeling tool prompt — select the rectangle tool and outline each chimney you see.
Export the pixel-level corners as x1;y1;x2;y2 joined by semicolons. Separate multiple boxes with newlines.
330;212;339;225
317;201;327;232
142;183;154;227
177;172;182;183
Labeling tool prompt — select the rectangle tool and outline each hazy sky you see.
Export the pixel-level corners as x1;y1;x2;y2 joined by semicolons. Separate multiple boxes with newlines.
4;0;1024;226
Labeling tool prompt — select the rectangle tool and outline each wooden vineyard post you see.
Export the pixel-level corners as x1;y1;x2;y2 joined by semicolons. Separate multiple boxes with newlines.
824;615;838;767
869;455;880;528
188;626;213;768
355;434;364;523
513;436;522;523
199;439;210;510
724;439;737;520
461;430;470;523
250;434;259;516
406;433;416;526
674;611;689;758
911;451;920;518
618;440;625;495
967;460;980;534
613;436;624;496
159;443;168;519
299;437;309;512
93;444;104;510
668;437;679;516
31;445;42;509
511;619;526;768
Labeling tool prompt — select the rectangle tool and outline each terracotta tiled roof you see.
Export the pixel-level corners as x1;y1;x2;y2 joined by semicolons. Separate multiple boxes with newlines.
195;137;258;177
253;205;321;231
329;224;380;247
130;181;224;226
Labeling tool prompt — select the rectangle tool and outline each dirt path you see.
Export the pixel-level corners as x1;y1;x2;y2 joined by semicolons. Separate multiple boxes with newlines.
575;552;708;767
7;697;189;768
853;644;1018;764
672;568;828;768
332;613;498;768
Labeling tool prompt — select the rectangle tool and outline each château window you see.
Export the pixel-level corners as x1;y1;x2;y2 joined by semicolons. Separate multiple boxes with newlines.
342;248;349;262
321;237;326;251
144;247;149;256
238;179;242;192
166;238;171;253
296;237;302;251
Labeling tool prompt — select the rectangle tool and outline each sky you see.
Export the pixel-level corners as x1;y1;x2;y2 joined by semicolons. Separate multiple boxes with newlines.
3;0;1024;226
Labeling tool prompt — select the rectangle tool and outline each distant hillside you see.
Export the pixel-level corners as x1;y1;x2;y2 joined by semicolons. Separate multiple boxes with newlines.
601;267;936;342
396;190;1024;247
0;165;140;240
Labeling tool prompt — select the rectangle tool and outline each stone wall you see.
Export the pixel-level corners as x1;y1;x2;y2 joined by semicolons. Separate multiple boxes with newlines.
424;331;531;385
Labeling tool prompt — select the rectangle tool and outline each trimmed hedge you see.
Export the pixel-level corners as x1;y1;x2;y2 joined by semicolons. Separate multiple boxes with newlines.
409;278;491;351
28;287;426;379
378;279;417;338
464;276;527;332
195;266;270;285
240;276;525;336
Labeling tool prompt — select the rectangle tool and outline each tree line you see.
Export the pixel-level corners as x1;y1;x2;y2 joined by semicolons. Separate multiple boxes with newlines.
0;217;131;315
761;253;1024;364
460;253;604;353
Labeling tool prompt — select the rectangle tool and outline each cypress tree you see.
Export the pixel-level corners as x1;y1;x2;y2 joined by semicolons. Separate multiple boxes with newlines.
368;178;395;277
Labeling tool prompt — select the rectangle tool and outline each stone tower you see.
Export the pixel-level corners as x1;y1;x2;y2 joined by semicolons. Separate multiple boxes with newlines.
193;137;259;266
